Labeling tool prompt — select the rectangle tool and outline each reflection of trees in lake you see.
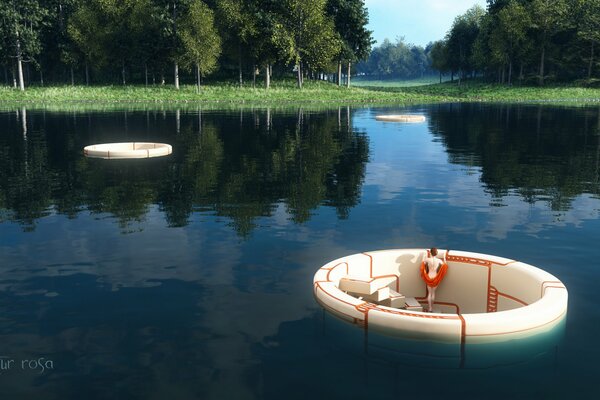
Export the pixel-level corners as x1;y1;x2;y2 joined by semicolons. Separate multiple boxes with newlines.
427;104;600;211
0;107;369;235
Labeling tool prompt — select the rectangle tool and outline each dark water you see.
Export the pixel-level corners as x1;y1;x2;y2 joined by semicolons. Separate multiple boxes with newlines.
0;103;599;399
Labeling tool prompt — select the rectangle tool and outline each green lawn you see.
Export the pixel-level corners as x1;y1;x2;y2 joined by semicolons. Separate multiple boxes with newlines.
0;80;447;105
1;79;600;107
351;76;449;87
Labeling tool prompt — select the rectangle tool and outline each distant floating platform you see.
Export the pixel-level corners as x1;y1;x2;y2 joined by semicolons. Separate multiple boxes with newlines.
375;115;426;123
83;142;172;159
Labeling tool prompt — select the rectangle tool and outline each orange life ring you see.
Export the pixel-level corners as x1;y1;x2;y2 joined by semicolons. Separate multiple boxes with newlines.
420;261;448;287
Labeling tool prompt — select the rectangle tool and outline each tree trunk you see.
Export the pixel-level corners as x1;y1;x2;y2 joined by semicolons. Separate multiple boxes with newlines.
508;61;513;86
346;62;351;88
265;64;270;89
252;64;256;88
238;44;243;87
39;66;44;87
70;67;75;86
589;41;595;79
145;63;148;86
196;62;201;94
337;61;342;86
296;63;302;88
539;45;545;86
172;2;179;90
12;65;17;88
122;60;126;85
451;71;454;82
85;61;90;85
15;29;25;91
501;65;505;84
519;63;524;85
4;65;8;86
439;71;442;84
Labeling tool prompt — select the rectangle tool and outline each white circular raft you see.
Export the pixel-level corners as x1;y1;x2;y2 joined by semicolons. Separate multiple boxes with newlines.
313;249;568;343
375;115;426;123
83;142;172;159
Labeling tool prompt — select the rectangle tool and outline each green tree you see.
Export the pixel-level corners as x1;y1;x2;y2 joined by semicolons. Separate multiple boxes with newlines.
488;0;531;85
446;5;485;84
529;0;569;85
326;0;373;87
576;0;600;79
68;1;104;81
272;0;340;88
429;40;449;83
215;0;259;87
0;0;48;90
178;0;221;93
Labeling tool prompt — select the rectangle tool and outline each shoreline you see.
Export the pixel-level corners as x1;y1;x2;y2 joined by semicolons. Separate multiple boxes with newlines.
1;81;600;109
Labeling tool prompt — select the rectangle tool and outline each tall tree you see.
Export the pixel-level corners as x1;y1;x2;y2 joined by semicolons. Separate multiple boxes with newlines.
529;0;569;85
67;0;105;82
429;40;449;83
272;0;340;88
326;0;373;87
0;0;48;90
576;0;600;79
178;0;221;93
250;1;280;89
446;5;485;84
488;0;531;85
215;0;259;87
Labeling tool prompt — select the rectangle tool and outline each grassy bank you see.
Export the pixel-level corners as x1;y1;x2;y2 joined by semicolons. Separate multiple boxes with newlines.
0;80;447;105
1;79;600;106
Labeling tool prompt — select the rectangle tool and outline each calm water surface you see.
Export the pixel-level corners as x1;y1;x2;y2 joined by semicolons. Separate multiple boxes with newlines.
0;104;599;399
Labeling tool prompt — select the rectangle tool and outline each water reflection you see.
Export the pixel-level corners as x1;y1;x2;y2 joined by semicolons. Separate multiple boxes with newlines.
0;107;369;234
427;103;600;209
1;104;599;399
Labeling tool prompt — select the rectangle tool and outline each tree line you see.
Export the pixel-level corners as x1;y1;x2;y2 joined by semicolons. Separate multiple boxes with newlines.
355;37;436;80
0;0;373;91
429;0;600;85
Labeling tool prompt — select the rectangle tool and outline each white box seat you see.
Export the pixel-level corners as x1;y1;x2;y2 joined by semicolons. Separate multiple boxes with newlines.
338;275;397;295
381;289;406;308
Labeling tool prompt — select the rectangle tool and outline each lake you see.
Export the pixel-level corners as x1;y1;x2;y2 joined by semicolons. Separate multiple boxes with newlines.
1;103;599;399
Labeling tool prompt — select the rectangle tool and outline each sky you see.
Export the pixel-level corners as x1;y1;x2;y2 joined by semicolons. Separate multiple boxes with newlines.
365;0;488;47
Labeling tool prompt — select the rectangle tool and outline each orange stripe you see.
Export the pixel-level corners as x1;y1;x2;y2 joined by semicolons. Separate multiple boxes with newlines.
458;313;466;345
415;298;461;314
447;255;516;267
314;282;363;309
325;262;348;281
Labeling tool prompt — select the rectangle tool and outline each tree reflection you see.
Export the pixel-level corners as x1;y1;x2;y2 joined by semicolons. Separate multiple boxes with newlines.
0;107;369;235
427;103;600;210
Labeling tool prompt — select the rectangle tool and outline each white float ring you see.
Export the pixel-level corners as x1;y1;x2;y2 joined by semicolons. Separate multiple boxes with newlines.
313;249;568;344
375;115;426;123
83;142;172;159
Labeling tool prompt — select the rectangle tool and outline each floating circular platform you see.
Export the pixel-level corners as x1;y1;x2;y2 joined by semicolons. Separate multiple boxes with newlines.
83;142;172;159
375;115;426;123
313;249;568;343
